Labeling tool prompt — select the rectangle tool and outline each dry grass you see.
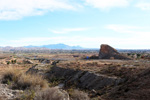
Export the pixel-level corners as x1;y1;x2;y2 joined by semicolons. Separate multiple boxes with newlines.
57;60;150;77
1;67;48;90
34;87;69;100
70;90;90;100
0;64;32;75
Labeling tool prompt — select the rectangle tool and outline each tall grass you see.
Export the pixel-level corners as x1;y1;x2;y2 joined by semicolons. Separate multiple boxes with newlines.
1;67;48;90
34;87;69;100
70;90;89;100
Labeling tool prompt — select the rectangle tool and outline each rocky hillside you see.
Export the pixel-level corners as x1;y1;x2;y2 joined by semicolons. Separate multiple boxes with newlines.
27;59;150;100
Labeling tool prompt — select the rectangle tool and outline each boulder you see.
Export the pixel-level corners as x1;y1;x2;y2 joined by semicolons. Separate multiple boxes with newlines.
23;60;33;64
99;44;130;60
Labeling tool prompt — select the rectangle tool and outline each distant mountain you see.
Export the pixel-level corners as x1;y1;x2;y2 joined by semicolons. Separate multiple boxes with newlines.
24;45;39;48
24;43;83;50
0;46;49;51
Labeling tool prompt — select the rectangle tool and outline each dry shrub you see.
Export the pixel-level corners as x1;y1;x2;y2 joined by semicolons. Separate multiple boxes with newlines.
34;87;69;100
1;67;48;90
70;90;89;100
16;90;35;100
2;67;20;84
14;74;48;90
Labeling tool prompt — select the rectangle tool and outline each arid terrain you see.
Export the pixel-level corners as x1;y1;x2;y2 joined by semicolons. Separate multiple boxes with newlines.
1;0;150;99
0;47;150;100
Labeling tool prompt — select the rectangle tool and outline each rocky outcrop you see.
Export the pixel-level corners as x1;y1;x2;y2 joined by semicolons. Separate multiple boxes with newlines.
27;65;125;90
26;64;51;75
23;60;33;64
0;84;23;100
99;44;130;60
49;66;125;90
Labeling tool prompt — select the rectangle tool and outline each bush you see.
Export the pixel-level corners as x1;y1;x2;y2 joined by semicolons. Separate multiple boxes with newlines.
15;74;48;90
2;68;20;84
16;90;35;100
7;61;10;65
70;90;89;100
2;68;48;90
34;87;69;100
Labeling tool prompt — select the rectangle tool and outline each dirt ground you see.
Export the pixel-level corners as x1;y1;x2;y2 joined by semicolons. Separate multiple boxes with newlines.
0;52;150;100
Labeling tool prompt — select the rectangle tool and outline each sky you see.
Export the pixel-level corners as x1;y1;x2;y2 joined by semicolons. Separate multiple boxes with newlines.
0;0;150;49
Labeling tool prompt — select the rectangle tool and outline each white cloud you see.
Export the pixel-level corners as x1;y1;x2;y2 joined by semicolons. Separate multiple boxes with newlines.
136;3;150;10
0;0;78;20
84;0;130;10
50;28;89;34
106;24;140;34
104;24;150;49
106;24;150;36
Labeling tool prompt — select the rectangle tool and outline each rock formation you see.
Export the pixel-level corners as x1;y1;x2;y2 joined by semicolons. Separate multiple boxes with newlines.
99;44;130;60
23;60;33;64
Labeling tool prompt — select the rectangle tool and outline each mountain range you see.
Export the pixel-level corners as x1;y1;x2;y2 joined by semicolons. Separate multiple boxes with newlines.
24;43;83;50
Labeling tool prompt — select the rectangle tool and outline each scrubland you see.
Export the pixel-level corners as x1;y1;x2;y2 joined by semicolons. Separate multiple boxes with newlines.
0;51;150;100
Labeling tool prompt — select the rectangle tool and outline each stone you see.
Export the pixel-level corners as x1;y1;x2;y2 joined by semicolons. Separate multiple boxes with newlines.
0;84;23;100
23;60;33;64
99;44;130;60
49;66;124;91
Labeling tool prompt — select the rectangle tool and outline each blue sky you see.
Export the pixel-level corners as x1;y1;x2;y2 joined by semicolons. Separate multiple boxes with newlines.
0;0;150;49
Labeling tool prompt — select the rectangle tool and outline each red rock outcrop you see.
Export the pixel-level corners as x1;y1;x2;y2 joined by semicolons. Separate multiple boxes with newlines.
99;44;130;60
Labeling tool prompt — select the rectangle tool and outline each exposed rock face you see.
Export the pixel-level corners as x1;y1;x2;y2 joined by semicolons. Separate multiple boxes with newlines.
49;67;124;91
27;65;125;91
26;64;51;75
99;44;130;60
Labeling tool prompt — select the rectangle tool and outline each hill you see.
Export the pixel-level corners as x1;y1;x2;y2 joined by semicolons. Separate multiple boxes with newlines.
24;43;83;50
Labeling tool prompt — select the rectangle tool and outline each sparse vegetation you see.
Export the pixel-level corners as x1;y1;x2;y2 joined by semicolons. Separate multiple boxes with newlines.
34;87;68;100
16;90;36;100
7;61;10;65
1;67;48;90
0;50;150;100
48;76;65;87
69;90;90;100
11;59;17;64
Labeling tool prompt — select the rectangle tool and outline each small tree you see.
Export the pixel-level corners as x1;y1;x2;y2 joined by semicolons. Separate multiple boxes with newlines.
137;54;141;58
14;60;17;63
11;60;17;64
11;60;14;64
7;61;10;65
